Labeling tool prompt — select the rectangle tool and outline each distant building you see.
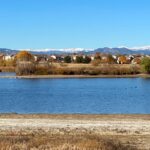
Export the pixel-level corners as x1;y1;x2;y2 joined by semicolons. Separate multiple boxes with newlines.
3;55;15;61
90;55;95;61
50;55;57;60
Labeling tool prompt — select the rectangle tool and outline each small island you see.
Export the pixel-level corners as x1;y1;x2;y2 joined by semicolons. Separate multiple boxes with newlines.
0;50;150;78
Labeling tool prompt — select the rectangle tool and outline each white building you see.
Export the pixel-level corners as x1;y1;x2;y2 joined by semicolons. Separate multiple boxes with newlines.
3;55;15;61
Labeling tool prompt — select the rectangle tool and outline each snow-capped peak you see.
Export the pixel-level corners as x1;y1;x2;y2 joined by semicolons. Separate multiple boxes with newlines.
117;46;150;50
130;46;150;50
18;48;94;52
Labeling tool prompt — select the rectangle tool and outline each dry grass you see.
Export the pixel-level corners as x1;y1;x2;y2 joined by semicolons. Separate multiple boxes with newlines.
0;114;148;149
48;64;141;75
53;63;138;69
0;63;141;76
0;66;15;72
0;133;137;150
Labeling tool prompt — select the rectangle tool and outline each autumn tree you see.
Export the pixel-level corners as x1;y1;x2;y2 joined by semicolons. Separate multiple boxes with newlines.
16;51;34;62
16;51;35;75
118;56;127;64
107;54;116;64
94;52;101;60
91;53;101;66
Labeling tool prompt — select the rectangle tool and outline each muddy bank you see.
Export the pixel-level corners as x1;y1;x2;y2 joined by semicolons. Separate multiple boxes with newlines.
0;74;150;79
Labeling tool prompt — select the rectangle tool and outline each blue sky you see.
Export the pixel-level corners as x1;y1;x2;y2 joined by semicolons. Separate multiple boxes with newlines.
0;0;150;49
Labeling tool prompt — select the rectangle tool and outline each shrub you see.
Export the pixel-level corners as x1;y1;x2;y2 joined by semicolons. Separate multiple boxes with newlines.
76;56;84;63
0;60;6;66
86;69;100;75
5;60;16;67
16;61;35;75
82;56;91;64
91;59;101;66
141;57;150;73
0;60;16;67
107;54;116;64
130;65;141;74
35;66;50;75
94;52;101;60
64;56;71;63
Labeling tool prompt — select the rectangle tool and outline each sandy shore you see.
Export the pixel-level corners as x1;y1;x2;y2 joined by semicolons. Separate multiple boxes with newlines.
0;74;150;79
0;114;149;149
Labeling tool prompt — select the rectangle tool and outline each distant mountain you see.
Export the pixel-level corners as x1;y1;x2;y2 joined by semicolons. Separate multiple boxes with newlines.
90;47;133;55
89;47;150;55
0;48;18;55
1;47;150;55
92;47;150;55
0;48;94;55
23;48;94;55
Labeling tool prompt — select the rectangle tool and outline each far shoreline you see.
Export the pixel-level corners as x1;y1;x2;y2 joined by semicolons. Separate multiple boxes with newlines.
0;74;150;79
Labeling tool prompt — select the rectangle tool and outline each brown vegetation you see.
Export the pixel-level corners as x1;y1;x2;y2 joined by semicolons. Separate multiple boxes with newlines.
0;114;149;149
16;61;35;75
14;51;141;76
0;133;137;150
0;60;16;67
0;66;15;72
34;66;50;75
16;51;34;62
91;59;101;66
47;64;141;75
15;51;35;75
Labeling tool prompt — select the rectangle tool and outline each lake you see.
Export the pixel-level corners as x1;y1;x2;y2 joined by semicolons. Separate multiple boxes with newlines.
0;74;150;114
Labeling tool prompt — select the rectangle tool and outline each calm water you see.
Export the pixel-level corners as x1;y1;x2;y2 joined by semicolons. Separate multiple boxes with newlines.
0;72;16;76
0;74;150;114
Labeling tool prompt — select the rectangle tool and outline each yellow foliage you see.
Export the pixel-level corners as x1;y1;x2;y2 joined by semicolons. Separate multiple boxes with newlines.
118;56;127;64
16;51;34;61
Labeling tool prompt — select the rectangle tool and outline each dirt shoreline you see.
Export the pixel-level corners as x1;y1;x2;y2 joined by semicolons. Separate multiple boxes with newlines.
0;74;150;79
0;114;149;149
0;113;149;118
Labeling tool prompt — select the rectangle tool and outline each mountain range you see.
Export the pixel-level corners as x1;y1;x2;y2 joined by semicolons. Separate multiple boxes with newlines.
1;46;150;55
92;47;150;55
